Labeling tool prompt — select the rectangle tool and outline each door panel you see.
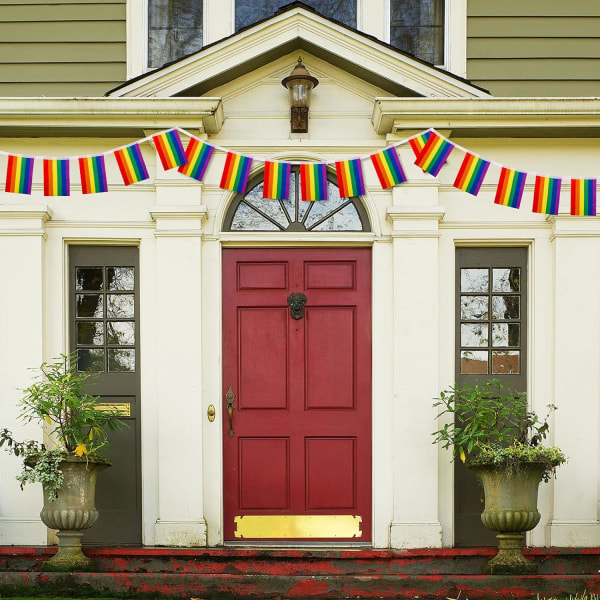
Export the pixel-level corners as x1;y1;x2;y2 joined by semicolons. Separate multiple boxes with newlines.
223;248;371;542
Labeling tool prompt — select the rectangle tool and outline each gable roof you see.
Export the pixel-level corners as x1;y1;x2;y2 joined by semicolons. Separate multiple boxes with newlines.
107;1;489;99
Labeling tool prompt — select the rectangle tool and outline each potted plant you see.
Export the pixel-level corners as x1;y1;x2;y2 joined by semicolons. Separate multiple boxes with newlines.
432;378;566;574
0;354;125;571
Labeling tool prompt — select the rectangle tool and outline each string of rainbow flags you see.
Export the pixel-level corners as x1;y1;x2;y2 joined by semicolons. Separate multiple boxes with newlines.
1;127;597;216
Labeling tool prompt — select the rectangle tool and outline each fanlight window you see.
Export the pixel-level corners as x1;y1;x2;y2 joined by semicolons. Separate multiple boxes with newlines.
223;166;370;232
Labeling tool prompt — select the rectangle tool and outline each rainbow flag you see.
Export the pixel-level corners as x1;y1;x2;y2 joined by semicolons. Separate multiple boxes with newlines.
453;152;490;196
335;158;365;198
152;129;188;170
370;147;406;189
533;175;561;215
78;155;108;194
114;143;149;185
408;131;432;157
178;138;214;181
571;178;596;216
263;161;291;200
300;163;328;201
220;152;252;194
43;158;70;196
494;167;527;209
5;155;34;194
414;132;454;176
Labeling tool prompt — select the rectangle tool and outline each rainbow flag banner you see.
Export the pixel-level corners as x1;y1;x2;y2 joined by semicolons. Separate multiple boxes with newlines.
414;132;454;176
533;175;561;215
370;147;406;189
220;152;252;194
178;138;214;181
78;155;108;194
335;158;365;198
5;154;34;194
152;129;188;170
453;152;490;196
114;143;149;185
300;163;328;201
494;168;527;209
43;159;70;196
571;178;596;216
408;131;432;157
263;161;291;200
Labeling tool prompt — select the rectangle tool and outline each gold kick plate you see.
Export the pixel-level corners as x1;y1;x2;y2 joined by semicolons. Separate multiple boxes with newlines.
234;515;362;539
96;403;131;417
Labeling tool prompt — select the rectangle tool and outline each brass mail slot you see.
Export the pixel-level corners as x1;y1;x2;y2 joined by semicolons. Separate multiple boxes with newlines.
96;403;131;417
234;515;362;539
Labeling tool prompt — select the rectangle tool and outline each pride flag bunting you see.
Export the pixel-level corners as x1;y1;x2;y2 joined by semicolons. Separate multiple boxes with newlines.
453;152;490;196
409;131;432;157
5;155;34;195
494;168;527;209
370;147;406;189
533;175;561;215
571;178;596;216
263;161;291;200
43;159;70;196
152;129;188;170
415;132;454;176
220;152;252;194
335;158;365;198
178;138;214;181
300;163;328;201
78;155;108;194
114;143;149;185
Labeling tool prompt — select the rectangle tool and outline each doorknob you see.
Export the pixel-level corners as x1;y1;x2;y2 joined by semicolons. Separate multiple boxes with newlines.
225;386;235;437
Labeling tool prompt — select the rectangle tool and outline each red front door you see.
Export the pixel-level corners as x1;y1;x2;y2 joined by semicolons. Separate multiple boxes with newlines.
223;248;372;542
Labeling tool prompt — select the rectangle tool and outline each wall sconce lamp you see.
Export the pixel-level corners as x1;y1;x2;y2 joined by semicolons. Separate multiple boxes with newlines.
281;57;319;133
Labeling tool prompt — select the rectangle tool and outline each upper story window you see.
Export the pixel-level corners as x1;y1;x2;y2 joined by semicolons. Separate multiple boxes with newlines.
236;0;357;31
391;0;444;65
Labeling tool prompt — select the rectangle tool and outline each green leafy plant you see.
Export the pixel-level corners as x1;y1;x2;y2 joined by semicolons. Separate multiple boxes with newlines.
432;378;566;480
1;354;125;500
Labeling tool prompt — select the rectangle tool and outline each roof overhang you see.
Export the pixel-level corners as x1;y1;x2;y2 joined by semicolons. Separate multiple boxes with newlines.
373;97;600;137
0;97;224;137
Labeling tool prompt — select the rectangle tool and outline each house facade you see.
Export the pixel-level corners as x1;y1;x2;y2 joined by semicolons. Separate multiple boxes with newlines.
1;0;600;550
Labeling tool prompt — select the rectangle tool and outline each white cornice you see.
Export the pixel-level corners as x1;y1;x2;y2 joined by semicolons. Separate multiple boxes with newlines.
373;97;600;135
0;98;224;135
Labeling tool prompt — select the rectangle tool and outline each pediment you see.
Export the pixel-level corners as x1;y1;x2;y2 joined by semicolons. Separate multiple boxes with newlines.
107;3;489;100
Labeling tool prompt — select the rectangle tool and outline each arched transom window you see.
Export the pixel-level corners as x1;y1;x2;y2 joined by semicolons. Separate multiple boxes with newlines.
223;166;370;232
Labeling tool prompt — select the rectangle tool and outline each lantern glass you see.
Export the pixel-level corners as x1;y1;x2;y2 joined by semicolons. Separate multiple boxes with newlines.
288;79;314;107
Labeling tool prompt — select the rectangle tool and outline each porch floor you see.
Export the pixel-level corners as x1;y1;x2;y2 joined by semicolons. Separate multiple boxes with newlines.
1;546;600;599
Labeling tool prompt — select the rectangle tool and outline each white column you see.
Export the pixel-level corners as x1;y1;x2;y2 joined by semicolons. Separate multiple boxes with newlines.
548;217;600;546
151;207;208;546
0;206;51;544
387;203;444;548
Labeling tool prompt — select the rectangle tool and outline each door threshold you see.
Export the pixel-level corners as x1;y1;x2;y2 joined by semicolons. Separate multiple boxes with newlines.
223;541;372;549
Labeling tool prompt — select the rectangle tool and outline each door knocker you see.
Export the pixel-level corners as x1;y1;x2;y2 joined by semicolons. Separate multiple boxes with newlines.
287;292;307;320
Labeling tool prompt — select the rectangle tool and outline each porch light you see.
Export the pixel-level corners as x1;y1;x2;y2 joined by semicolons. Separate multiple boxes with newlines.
281;57;319;133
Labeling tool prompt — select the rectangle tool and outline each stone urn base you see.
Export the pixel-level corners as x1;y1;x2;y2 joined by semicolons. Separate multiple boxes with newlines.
485;533;536;574
39;455;110;572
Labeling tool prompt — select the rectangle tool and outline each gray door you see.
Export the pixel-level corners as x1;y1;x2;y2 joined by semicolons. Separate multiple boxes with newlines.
69;245;141;545
454;247;527;546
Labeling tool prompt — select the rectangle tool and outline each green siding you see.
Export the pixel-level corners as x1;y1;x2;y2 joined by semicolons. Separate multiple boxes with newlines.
0;1;126;97
467;1;600;97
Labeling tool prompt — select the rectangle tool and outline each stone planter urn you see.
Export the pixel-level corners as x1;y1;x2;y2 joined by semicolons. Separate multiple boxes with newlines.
470;461;546;574
39;456;110;571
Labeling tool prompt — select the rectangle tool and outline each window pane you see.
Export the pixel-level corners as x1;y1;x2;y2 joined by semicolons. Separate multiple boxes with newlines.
107;267;135;291
460;296;488;320
390;0;444;64
493;268;520;292
78;348;104;372
108;349;136;372
492;296;520;320
76;294;103;318
148;0;203;69
460;268;488;293
244;187;290;228
107;321;136;346
461;351;488;374
76;267;103;291
231;202;282;231
107;294;135;318
77;322;104;345
461;323;488;348
235;0;357;30
492;351;520;375
492;323;520;348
